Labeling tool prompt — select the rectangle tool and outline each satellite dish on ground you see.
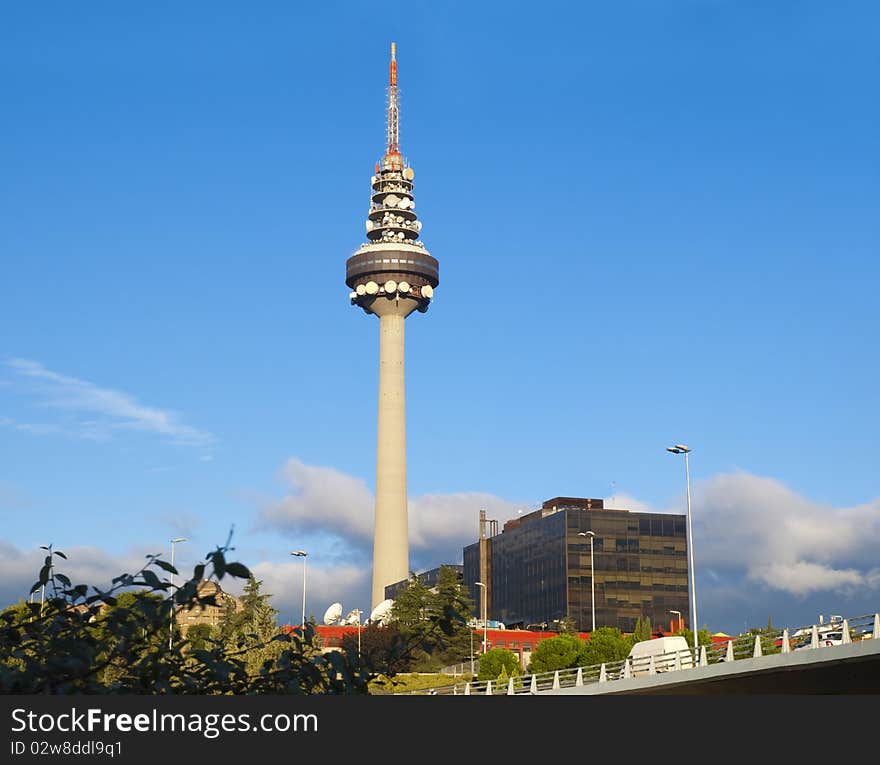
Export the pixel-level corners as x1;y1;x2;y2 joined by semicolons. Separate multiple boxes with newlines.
368;599;394;625
323;602;343;626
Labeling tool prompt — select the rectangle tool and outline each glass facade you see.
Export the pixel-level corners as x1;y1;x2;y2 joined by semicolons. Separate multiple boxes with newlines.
463;500;690;634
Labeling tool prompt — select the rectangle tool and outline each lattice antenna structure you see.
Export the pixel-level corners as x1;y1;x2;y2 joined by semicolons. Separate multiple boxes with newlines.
386;41;400;161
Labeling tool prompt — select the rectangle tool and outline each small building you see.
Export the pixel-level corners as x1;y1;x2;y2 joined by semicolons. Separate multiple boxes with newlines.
175;580;238;635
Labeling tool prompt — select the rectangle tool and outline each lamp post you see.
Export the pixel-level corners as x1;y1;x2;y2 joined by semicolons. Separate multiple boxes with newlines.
475;581;487;653
577;531;596;632
667;444;698;654
670;609;682;633
291;551;307;629
169;537;186;650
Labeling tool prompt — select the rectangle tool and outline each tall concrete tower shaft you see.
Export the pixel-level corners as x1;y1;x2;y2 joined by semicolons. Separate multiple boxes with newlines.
345;43;439;608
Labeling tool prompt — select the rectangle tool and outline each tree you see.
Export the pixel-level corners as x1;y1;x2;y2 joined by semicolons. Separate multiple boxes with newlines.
577;626;631;667
389;566;475;672
213;575;285;676
341;623;410;677
477;647;521;681
676;626;713;648
527;634;585;674
184;623;213;652
631;616;653;643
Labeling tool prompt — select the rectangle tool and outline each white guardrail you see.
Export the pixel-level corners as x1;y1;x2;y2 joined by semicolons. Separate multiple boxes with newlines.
394;612;880;695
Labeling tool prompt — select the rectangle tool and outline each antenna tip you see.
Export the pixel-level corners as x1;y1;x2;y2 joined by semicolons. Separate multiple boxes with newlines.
391;42;396;60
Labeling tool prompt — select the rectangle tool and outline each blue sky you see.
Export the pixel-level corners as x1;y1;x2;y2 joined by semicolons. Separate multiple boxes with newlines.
1;1;878;635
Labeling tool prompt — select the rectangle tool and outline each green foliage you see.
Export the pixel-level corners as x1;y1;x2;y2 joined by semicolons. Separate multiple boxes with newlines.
0;533;372;694
631;616;653;643
213;575;284;675
527;634;585;674
184;623;213;652
341;623;411;677
368;672;467;695
477;647;521;681
389;566;475;672
675;626;713;648
577;626;632;666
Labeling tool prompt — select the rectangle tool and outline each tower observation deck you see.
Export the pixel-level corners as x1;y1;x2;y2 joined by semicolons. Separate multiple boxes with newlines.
346;43;439;609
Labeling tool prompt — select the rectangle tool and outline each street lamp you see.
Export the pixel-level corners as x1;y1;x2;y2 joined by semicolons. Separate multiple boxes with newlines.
577;531;596;632
291;551;307;629
670;609;682;633
475;581;487;653
169;538;187;650
667;444;698;654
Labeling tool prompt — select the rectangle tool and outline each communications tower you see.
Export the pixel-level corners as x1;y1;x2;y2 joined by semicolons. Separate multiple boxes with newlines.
345;43;440;608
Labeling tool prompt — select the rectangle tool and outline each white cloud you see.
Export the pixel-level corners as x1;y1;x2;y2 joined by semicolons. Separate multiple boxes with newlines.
750;561;864;596
605;492;654;513
691;472;880;596
5;358;214;447
256;457;522;568
256;459;375;544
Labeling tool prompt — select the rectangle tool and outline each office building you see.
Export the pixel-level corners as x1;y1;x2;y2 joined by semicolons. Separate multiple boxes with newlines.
463;497;689;633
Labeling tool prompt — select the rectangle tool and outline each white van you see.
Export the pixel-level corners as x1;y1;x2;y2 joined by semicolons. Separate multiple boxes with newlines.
626;636;694;676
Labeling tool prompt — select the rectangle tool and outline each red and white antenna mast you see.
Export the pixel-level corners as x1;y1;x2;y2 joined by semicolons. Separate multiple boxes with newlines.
385;42;401;168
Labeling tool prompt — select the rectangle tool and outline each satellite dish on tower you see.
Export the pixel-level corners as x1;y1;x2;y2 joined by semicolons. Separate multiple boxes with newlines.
384;280;398;294
384;194;399;207
368;599;394;626
365;281;379;295
323;602;343;626
403;167;414;181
